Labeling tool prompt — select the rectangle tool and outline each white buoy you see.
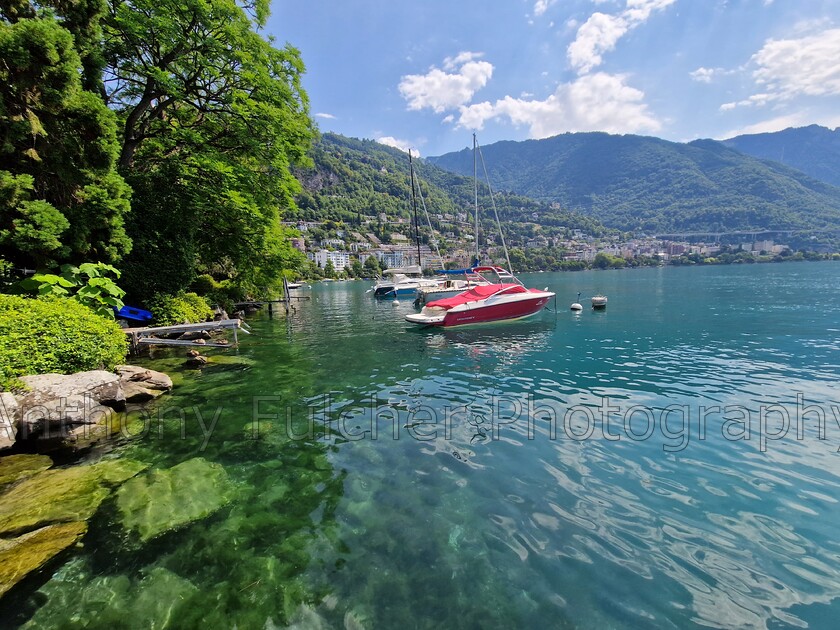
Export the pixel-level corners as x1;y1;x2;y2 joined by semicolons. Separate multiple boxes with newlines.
392;300;400;306
570;302;583;311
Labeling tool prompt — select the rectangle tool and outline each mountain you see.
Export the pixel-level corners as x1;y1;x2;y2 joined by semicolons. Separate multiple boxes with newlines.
291;133;607;243
723;125;840;188
427;132;840;234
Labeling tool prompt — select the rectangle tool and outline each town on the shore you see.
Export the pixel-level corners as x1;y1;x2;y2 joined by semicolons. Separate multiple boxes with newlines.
286;217;834;277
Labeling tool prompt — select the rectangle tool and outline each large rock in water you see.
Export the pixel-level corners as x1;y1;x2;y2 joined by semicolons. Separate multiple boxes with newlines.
116;458;235;542
0;393;17;452
15;371;125;445
0;521;87;598
19;371;125;410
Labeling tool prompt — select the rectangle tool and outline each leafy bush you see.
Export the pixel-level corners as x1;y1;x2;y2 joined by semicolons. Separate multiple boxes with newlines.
190;275;244;313
17;262;125;318
148;292;213;326
0;295;128;391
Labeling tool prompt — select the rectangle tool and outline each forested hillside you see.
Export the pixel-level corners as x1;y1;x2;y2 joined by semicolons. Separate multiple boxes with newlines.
428;132;840;234
291;133;607;246
723;125;840;189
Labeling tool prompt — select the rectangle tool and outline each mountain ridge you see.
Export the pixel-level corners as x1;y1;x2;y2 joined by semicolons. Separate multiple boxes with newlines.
427;131;840;235
722;124;840;188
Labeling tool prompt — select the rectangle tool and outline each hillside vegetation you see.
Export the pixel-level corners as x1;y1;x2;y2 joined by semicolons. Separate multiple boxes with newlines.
723;125;840;189
291;134;607;246
427;132;840;234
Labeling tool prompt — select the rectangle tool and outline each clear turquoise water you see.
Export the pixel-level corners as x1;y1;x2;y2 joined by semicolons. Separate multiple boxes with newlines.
6;262;840;629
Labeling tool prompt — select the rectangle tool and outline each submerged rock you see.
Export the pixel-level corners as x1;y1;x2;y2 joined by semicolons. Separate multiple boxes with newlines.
116;457;236;542
0;459;147;537
0;521;87;598
21;560;198;629
0;454;52;488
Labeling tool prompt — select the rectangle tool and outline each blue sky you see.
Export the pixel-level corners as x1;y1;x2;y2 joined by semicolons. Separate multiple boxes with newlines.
268;0;840;157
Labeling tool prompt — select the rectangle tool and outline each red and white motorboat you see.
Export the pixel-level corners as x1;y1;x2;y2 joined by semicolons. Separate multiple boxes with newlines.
405;266;555;327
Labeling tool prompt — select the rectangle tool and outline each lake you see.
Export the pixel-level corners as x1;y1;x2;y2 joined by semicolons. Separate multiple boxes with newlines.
6;262;840;629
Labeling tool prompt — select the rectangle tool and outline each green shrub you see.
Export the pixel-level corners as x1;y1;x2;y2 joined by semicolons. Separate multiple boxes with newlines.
17;262;125;319
148;292;213;326
190;275;244;313
0;295;128;391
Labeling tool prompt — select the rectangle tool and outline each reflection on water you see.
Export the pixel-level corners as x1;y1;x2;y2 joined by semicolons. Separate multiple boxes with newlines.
5;263;840;629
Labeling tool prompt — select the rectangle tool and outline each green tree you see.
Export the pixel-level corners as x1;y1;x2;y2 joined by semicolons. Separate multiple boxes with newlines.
0;7;131;268
351;258;364;278
103;0;315;300
363;255;381;276
323;259;336;278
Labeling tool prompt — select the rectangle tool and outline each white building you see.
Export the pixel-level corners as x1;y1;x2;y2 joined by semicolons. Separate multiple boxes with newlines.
314;250;351;270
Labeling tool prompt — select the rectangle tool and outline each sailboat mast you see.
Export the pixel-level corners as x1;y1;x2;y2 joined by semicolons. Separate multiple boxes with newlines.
409;150;421;268
473;133;479;265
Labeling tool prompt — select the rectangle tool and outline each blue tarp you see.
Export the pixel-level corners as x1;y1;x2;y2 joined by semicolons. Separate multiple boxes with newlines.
115;305;153;322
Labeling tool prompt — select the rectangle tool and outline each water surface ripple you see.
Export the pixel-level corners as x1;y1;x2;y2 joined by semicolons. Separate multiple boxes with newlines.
7;263;840;629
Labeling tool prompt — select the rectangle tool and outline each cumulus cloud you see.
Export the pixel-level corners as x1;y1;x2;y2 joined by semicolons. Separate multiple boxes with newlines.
456;72;661;138
315;112;336;120
567;0;676;74
721;28;840;111
752;28;840;100
376;137;417;155
398;52;494;113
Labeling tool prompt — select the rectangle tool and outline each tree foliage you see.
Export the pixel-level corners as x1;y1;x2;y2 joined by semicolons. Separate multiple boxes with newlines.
17;261;125;318
0;5;131;268
1;0;314;303
102;0;315;300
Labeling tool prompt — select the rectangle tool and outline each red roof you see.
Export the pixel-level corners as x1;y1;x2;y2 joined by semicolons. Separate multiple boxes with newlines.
426;283;527;310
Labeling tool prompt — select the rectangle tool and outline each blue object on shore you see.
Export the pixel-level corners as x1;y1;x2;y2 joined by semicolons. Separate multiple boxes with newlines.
114;305;153;322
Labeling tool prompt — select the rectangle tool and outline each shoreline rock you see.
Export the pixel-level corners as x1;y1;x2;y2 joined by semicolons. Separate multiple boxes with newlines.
2;365;172;454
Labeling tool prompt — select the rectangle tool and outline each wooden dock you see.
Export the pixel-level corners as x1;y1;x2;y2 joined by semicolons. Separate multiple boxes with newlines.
125;319;250;352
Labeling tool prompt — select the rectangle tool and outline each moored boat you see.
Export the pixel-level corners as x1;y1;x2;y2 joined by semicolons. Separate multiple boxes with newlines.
591;295;607;309
372;266;442;298
414;268;488;305
405;266;555;327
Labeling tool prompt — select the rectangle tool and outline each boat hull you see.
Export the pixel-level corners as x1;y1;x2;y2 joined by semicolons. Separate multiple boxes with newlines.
406;292;553;327
374;285;424;298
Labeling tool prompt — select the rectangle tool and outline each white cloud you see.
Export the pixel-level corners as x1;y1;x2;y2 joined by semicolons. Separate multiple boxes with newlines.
398;52;494;113
752;28;840;100
690;67;716;83
567;0;676;74
376;136;417;155
533;0;557;17
456;72;661;137
315;112;336;120
567;12;628;74
720;28;840;113
690;66;737;83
